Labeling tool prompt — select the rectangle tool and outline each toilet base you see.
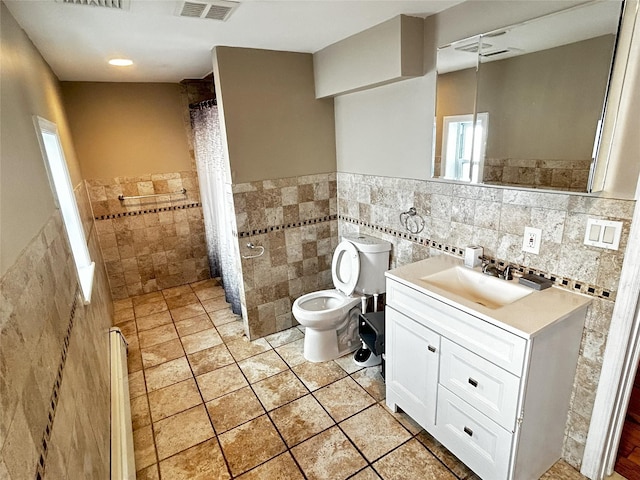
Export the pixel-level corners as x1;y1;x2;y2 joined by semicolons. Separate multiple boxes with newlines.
302;329;357;362
302;308;361;362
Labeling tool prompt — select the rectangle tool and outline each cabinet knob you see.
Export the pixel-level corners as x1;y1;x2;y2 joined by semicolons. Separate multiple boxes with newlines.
428;345;436;353
463;426;474;437
468;378;478;388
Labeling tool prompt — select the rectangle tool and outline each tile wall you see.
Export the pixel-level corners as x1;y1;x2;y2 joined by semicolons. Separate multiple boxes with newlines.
433;156;592;192
483;158;593;192
87;171;210;300
0;184;113;479
232;173;338;339
336;171;635;468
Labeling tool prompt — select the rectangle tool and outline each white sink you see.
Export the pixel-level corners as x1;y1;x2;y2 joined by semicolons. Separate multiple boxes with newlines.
420;266;533;309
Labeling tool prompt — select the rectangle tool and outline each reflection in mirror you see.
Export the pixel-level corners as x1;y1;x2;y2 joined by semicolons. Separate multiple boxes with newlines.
432;1;624;192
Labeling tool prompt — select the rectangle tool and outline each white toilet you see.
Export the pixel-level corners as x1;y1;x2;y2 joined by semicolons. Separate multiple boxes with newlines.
292;234;391;362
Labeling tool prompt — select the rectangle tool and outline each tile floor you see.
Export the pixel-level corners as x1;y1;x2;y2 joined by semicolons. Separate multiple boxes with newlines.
115;279;592;480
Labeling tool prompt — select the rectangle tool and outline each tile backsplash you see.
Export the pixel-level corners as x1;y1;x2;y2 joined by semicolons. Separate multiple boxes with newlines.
87;171;210;299
432;157;592;192
336;171;634;468
484;158;593;191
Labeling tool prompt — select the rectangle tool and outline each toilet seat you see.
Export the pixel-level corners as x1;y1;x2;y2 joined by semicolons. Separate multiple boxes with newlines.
331;240;360;296
293;290;360;326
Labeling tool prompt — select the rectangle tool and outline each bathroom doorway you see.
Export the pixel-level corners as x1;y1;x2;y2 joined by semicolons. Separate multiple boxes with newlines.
615;362;640;479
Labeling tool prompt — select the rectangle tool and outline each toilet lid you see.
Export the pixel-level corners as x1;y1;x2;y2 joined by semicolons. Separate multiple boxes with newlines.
331;240;360;296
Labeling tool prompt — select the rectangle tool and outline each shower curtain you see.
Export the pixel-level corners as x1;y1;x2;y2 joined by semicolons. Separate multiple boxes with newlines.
190;100;242;314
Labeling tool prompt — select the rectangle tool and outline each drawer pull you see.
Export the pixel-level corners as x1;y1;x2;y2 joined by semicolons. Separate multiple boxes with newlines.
468;378;478;388
428;345;437;353
463;426;474;437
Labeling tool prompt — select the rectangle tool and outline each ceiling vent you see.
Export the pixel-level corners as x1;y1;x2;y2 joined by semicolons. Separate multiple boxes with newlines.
178;0;239;21
56;0;130;10
455;42;492;54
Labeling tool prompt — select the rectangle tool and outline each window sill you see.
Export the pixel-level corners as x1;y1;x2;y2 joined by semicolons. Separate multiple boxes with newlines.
79;262;95;305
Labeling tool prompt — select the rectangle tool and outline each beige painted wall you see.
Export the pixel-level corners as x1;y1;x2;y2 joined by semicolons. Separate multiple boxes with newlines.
61;82;192;181
335;74;435;180
0;1;82;275
433;35;613;163
478;35;614;161
433;67;476;162
213;47;336;184
313;15;424;98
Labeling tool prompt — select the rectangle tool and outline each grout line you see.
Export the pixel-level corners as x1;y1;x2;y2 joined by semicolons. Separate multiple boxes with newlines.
167;283;233;479
127;280;470;480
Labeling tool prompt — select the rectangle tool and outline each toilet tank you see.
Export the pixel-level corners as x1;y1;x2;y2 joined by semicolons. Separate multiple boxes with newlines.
343;234;392;294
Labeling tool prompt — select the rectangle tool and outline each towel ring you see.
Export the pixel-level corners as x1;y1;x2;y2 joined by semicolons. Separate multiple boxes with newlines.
242;242;265;259
400;207;425;234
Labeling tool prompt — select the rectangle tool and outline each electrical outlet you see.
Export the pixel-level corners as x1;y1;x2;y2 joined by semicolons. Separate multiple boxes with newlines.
522;227;542;254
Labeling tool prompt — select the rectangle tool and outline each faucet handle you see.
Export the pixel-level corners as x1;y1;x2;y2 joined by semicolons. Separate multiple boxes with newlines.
500;264;518;281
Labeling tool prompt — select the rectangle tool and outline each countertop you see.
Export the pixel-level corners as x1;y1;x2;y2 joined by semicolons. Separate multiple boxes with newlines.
385;254;592;339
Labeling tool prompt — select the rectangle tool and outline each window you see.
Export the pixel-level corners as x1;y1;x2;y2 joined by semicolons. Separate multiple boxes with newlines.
34;116;95;304
441;113;489;183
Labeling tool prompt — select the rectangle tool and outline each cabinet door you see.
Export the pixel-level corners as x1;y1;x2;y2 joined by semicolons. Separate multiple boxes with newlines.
386;306;440;429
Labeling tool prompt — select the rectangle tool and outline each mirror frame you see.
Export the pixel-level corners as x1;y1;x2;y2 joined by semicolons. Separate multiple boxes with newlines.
431;0;637;194
589;0;639;192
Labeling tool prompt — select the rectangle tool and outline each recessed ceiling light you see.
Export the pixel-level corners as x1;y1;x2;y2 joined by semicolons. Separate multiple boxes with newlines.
108;58;133;67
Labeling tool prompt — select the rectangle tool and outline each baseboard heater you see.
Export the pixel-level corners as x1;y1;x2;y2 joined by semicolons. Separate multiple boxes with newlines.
110;327;136;479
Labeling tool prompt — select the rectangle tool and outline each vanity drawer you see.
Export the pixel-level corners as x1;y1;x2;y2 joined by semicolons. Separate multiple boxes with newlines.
440;338;520;431
437;387;512;480
386;279;527;376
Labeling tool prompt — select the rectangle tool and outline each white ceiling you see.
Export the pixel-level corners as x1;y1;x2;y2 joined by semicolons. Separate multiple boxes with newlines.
4;0;463;83
438;0;623;73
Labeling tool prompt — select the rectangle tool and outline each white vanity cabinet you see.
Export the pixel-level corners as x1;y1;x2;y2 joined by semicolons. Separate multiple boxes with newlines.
386;308;440;429
385;259;591;480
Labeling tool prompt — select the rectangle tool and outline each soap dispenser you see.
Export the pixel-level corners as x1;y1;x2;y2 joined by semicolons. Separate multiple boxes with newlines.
464;245;483;268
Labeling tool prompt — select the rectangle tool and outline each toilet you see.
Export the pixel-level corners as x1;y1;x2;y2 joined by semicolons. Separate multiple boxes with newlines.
292;234;391;362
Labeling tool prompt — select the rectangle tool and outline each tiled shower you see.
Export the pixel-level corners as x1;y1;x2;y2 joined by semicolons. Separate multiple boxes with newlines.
87;171;210;300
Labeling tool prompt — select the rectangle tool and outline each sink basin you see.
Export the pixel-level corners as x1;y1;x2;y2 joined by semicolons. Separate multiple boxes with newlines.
420;266;533;309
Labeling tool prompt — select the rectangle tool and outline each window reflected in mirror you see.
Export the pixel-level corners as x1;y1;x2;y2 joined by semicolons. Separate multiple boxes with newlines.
441;113;488;183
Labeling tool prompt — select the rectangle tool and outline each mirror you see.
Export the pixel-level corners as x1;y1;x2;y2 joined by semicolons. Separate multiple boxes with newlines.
432;1;625;192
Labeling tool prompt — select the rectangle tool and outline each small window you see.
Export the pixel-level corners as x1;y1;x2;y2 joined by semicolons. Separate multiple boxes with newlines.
441;112;489;183
34;116;95;304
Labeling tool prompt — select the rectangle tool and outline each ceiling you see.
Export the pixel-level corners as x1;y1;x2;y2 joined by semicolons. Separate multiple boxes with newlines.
4;0;463;83
438;0;623;73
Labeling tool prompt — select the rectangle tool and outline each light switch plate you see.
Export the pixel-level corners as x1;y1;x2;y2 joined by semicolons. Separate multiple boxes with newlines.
584;218;622;250
522;227;542;254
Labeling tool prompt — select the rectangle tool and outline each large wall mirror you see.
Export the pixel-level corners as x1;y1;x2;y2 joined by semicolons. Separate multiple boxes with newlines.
432;0;629;192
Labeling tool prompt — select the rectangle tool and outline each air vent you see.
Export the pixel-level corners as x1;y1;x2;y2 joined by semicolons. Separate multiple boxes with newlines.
455;42;493;54
178;0;239;21
480;47;523;58
480;49;510;58
56;0;130;9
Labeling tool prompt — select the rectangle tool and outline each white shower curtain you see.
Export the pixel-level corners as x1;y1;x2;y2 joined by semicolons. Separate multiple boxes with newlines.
190;100;241;314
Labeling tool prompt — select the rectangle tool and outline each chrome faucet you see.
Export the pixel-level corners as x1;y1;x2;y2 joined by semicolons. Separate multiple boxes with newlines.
482;259;514;280
501;264;514;281
482;263;500;277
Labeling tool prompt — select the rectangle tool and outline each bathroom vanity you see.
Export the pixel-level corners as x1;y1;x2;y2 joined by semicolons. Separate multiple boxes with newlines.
385;255;591;480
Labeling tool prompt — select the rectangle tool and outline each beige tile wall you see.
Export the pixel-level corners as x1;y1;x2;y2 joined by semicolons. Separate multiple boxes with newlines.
483;158;593;191
337;171;635;469
433;156;592;191
88;171;210;299
232;173;337;339
0;184;112;479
